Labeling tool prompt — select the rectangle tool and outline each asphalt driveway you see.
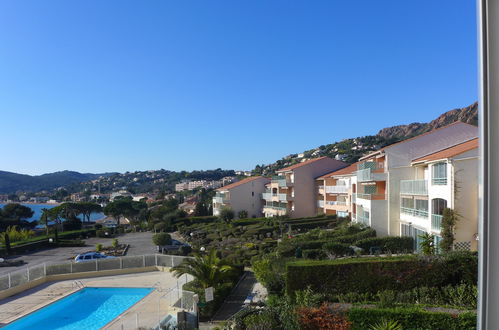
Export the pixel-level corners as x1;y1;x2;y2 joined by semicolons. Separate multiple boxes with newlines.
0;231;155;276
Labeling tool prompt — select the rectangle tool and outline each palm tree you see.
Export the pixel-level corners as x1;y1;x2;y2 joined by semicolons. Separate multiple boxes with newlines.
170;249;234;288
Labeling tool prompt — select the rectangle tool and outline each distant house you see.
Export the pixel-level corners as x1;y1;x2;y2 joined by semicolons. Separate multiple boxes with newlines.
97;216;131;228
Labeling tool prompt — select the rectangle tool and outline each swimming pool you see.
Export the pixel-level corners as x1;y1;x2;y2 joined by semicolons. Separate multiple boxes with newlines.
3;287;153;330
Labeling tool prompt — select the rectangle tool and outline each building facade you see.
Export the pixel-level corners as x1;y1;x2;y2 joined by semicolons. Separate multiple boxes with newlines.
212;176;270;218
263;157;347;218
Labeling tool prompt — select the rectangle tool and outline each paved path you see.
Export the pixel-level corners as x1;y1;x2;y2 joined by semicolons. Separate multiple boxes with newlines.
211;271;257;321
0;232;154;276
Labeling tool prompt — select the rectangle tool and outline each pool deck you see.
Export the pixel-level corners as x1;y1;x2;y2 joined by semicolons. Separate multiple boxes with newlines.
0;271;192;329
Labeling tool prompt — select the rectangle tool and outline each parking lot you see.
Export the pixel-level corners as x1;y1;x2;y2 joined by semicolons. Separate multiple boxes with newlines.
0;232;155;276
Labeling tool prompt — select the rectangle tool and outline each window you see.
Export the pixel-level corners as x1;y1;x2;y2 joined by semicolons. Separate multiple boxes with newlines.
252;191;254;196
432;162;447;185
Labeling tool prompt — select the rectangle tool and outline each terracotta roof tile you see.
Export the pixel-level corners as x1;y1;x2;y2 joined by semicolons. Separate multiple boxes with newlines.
277;157;330;172
359;122;477;161
412;138;478;163
316;162;358;179
216;176;269;191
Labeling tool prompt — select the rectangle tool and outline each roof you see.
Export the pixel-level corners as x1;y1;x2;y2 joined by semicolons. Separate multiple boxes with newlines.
217;176;269;191
277;157;330;172
412;138;478;163
316;162;358;179
359;122;477;161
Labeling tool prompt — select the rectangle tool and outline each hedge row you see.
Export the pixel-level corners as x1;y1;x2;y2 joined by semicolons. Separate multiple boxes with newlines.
354;236;414;254
334;228;376;244
286;252;478;296
347;307;476;330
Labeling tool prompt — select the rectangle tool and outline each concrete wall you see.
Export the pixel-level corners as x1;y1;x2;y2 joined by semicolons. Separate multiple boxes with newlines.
227;177;269;218
292;158;347;218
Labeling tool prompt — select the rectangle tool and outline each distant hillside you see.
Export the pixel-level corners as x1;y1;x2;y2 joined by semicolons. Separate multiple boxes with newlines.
377;102;478;139
253;102;478;175
0;171;115;194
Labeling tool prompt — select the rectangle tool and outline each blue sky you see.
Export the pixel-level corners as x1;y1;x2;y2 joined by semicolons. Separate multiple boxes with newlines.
0;1;477;175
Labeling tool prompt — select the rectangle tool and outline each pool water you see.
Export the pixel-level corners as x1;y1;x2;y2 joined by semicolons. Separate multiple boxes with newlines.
3;287;153;330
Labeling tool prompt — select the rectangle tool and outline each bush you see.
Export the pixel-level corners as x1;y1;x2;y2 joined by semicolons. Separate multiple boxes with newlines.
238;210;249;219
334;228;377;244
354;236;414;254
95;243;103;252
302;249;325;260
152;232;172;246
297;304;352;330
57;239;85;247
347;307;476;330
154;222;168;232
323;242;353;257
96;229;111;238
112;238;119;248
252;256;287;294
286;252;477;297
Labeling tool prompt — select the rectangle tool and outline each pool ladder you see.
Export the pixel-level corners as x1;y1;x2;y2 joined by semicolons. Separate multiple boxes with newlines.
72;280;84;290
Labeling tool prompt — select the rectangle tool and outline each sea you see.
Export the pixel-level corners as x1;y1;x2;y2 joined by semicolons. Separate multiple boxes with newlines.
0;203;105;223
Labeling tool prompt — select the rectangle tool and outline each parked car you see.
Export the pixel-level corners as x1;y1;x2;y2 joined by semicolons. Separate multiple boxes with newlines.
157;239;190;253
74;252;116;263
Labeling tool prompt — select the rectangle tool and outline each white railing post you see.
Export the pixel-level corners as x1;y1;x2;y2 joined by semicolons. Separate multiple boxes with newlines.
27;267;30;282
44;263;47;276
155;254;158;266
120;257;123;269
96;260;98;272
8;273;11;288
143;255;146;268
70;262;73;273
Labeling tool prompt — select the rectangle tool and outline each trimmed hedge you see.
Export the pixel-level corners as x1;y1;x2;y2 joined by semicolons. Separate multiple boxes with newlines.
354;236;414;254
286;252;478;296
347;307;476;330
333;228;376;244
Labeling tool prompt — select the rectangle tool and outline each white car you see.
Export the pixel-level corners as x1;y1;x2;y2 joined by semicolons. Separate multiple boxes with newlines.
74;252;115;263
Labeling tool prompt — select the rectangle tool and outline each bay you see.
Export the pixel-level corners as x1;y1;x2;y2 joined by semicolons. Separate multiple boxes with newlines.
0;203;105;222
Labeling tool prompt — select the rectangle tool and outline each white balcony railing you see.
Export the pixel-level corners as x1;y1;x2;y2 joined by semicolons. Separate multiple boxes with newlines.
261;193;272;200
278;193;288;201
356;168;373;182
400;180;428;195
431;214;443;231
400;207;429;218
325;185;349;194
317;200;325;208
326;200;347;206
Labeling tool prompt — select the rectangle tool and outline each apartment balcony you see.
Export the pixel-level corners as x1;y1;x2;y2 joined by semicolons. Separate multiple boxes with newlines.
213;196;227;204
325;185;349;194
317;200;325;208
272;176;293;188
400;207;429;219
278;193;288;201
261;192;273;200
431;214;443;231
400;180;428;195
326;200;348;206
357;214;369;225
356;168;387;182
318;185;325;195
356;193;387;201
432;177;448;185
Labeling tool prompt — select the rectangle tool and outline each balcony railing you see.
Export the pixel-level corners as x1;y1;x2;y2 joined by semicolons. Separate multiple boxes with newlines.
278;193;288;201
326;200;347;206
213;196;226;204
317;200;325;208
261;193;272;200
400;180;428;195
356;193;387;201
325;185;349;194
400;207;429;218
356;168;373;182
272;176;292;187
352;193;356;203
431;214;443;231
432;177;448;185
357;214;369;225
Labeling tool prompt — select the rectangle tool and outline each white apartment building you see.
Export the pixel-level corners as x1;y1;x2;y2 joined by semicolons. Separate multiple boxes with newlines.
212;176;270;218
263;157;347;218
316;163;358;218
352;122;478;238
399;138;479;251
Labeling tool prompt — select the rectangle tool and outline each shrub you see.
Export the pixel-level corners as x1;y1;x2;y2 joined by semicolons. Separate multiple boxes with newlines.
152;232;172;246
297;304;352;330
111;238;119;248
286;252;477;297
243;310;280;330
238;210;249;219
334;228;376;244
302;249;325;260
252;256;286;294
347;307;476;330
154;222;168;232
219;207;235;223
354;236;414;254
95;243;103;252
323;242;353;258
